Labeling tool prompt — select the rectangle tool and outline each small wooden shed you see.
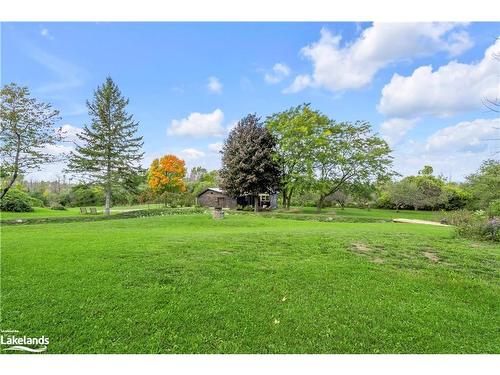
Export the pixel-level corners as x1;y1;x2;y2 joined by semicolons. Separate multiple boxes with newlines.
196;188;237;209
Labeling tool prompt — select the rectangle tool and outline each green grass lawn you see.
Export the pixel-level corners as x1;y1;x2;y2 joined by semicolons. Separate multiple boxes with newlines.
0;205;441;222
1;213;499;353
0;203;163;220
279;207;442;221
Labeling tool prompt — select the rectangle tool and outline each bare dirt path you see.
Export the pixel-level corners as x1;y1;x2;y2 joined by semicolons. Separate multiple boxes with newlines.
392;218;451;227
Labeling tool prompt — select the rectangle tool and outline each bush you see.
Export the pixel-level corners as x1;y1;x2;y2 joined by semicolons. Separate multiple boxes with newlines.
50;203;67;210
160;192;195;208
442;184;472;210
445;210;499;242
70;185;105;207
376;191;394;209
488;199;500;217
0;189;35;212
27;195;44;207
28;190;49;207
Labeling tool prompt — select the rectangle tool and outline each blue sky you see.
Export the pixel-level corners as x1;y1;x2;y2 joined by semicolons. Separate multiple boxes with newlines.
1;22;499;181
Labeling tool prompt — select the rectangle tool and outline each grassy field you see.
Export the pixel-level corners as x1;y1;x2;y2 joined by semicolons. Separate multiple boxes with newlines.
1;213;499;353
0;205;441;221
284;207;442;221
0;203;164;220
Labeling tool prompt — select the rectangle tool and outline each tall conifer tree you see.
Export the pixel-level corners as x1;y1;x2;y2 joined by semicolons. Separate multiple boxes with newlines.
67;77;144;215
220;114;281;211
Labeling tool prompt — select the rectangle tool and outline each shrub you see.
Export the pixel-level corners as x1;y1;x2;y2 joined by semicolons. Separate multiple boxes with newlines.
160;192;195;208
71;184;105;207
445;210;499;242
376;191;394;209
442;184;472;210
488;199;500;217
0;189;34;212
28;190;49;207
50;203;67;210
27;195;44;207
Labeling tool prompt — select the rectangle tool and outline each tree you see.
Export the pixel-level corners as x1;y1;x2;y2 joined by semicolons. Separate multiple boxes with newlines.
442;183;472;210
419;165;434;176
0;83;61;199
187;168;220;196
311;120;393;212
387;180;423;211
147;154;187;195
407;168;448;210
188;166;208;182
328;189;350;209
351;183;376;209
465;159;500;209
220;114;281;212
266;104;328;209
67;77;144;215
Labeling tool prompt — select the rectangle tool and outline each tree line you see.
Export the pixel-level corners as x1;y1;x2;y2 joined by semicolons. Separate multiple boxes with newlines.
1;80;499;216
220;105;393;212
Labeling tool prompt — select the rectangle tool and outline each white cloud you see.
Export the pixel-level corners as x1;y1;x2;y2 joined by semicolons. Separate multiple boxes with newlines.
264;63;291;84
27;47;88;93
283;75;313;94
391;146;493;182
167;109;225;137
207;76;223;94
59;124;83;142
40;28;54;40
378;40;500;118
387;118;499;181
380;118;419;146
426;118;500;152
180;148;205;161
36;143;73;157
208;142;223;153
285;23;473;93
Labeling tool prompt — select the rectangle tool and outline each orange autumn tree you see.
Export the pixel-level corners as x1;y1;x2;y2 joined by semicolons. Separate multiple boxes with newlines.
148;154;187;195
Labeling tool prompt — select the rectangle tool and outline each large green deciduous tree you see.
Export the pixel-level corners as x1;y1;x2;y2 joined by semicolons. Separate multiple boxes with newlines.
311;120;393;212
386;179;424;211
67;77;144;215
266;103;328;209
0;83;61;199
220;114;281;212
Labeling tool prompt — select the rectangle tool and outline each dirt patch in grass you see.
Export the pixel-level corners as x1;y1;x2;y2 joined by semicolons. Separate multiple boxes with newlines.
352;242;373;253
350;242;385;264
423;251;440;262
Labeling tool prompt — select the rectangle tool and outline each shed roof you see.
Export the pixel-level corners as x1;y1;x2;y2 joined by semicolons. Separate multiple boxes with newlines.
197;187;225;197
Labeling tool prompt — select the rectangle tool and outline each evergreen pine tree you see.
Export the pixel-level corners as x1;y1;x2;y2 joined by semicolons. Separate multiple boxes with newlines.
67;77;144;215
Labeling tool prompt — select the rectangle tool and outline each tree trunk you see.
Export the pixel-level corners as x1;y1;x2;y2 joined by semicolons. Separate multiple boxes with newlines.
316;195;324;213
1;171;18;199
254;195;259;212
287;186;294;209
282;189;288;210
105;188;111;215
1;135;21;200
